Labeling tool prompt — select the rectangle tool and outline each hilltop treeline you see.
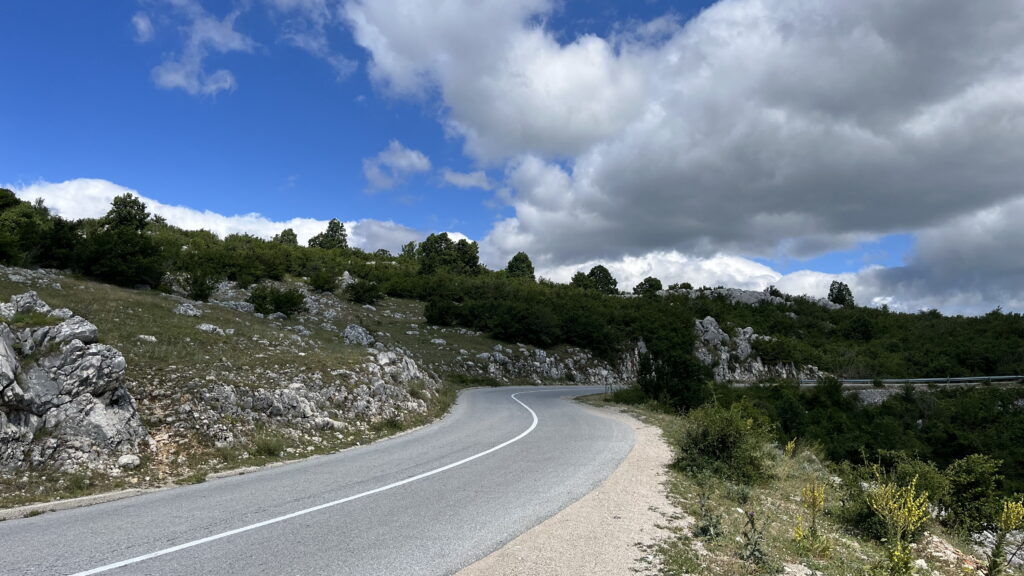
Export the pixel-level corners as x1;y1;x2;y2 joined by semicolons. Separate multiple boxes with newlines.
4;190;1024;387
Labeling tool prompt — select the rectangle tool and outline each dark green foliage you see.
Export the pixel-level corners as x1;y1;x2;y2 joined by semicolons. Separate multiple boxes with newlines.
569;271;591;290
345;279;383;305
77;194;165;287
828;280;855;307
184;272;217;302
247;284;307;317
273;228;298;246
942;454;1004;533
505;251;535;281
668;282;693;290
416;233;480;275
586;265;617;294
606;386;648;405
308;218;347;250
633;276;663;297
675;403;772;484
308;266;338;293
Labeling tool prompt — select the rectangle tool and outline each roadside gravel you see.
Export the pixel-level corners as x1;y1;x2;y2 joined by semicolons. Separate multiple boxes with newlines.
458;404;683;576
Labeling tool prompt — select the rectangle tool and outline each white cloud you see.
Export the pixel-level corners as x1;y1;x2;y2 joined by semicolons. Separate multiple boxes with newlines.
349;0;1024;314
442;169;492;191
362;140;432;190
10;178;421;254
132;12;155;43
264;0;357;79
151;1;256;96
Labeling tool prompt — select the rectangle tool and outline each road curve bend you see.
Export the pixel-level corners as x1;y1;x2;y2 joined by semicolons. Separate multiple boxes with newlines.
1;386;634;576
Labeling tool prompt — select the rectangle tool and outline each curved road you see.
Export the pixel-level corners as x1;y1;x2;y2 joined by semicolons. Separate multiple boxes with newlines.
2;386;635;576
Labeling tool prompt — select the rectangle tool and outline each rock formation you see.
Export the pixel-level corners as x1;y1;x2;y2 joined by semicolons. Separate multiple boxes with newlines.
0;292;152;473
694;316;823;383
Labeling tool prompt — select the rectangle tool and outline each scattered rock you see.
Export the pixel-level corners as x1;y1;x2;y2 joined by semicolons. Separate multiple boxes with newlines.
343;325;375;346
174;303;203;317
430;339;447;346
117;454;141;469
138;335;157;343
197;323;226;336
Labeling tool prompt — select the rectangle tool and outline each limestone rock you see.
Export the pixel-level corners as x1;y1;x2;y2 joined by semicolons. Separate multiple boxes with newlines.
343;324;375;346
175;302;203;317
197;323;226;336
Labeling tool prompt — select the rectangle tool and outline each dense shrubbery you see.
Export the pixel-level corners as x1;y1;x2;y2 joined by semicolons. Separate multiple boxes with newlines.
675;403;773;484
247;284;306;317
345;279;383;305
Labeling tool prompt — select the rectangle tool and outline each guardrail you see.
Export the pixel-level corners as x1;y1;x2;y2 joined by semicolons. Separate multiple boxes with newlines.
799;375;1023;385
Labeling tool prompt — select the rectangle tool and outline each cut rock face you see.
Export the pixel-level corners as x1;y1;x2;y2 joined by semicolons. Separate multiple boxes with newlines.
0;292;152;473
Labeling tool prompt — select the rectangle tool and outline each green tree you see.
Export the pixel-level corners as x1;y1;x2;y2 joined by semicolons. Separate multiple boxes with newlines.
78;194;165;287
587;265;618;295
570;271;592;290
308;218;348;250
633;276;663;297
828;280;855;307
273;228;298;246
453;239;481;275
506;252;535;281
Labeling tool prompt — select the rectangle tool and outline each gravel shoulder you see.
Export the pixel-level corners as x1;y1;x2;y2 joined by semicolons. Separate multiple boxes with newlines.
457;403;681;576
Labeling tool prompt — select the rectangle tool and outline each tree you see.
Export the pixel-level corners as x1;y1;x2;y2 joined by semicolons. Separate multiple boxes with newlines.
273;228;298;246
587;265;618;295
78;194;164;287
506;252;535;281
570;271;592;290
828;280;855;307
633;276;663;297
418;233;456;275
308;218;348;250
453;239;481;275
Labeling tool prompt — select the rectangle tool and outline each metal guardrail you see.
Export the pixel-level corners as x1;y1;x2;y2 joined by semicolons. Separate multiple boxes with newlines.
799;375;1023;385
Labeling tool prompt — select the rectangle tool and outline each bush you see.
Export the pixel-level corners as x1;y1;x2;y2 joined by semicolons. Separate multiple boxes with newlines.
248;284;307;317
942;454;1004;533
308;267;338;293
345;279;383;305
184;271;217;302
675;404;772;484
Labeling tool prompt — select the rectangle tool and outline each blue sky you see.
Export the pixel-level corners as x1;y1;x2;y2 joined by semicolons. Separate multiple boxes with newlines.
3;1;1024;314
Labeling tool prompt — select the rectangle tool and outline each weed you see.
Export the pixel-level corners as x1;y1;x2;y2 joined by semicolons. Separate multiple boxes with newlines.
9;311;61;329
252;435;286;458
867;475;929;576
985;498;1024;576
738;509;773;569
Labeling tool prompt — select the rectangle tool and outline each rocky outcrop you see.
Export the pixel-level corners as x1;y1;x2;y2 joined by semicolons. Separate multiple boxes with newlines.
666;286;842;310
694;316;823;383
0;292;152;473
441;339;642;387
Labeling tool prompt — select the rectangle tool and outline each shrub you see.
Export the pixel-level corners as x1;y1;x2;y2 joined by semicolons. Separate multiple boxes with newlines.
252;435;285;457
184;271;217;302
308;267;338;293
942;454;1004;533
607;386;648;405
345;279;383;305
675;404;772;484
986;499;1024;576
248;284;307;317
867;476;930;576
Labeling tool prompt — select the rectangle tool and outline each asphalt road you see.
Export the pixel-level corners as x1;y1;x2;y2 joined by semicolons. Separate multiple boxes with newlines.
1;386;635;576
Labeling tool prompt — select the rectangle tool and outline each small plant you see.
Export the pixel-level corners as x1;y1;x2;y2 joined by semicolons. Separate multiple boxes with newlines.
985;498;1024;576
252;435;285;458
785;438;798;459
739;509;772;568
867;476;929;576
794;480;831;557
692;479;723;540
9;311;60;329
675;403;772;485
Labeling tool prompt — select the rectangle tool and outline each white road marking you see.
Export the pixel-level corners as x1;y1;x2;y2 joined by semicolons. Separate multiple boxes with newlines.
70;392;541;576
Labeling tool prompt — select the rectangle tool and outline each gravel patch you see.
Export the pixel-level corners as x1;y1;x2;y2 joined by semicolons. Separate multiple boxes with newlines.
458;404;680;576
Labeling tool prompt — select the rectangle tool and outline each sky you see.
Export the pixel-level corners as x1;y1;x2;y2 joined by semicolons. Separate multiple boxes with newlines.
2;0;1024;315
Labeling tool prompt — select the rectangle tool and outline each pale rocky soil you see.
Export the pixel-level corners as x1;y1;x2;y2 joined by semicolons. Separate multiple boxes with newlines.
458;404;686;576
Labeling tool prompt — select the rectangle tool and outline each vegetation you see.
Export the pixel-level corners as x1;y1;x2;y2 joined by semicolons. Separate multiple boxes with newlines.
247;284;307;317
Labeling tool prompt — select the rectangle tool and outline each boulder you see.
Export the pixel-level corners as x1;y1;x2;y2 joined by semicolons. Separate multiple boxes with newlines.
175;302;203;317
343;324;375;346
197;323;226;336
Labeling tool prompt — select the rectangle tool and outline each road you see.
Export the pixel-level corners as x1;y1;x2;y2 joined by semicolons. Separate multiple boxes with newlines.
1;386;635;576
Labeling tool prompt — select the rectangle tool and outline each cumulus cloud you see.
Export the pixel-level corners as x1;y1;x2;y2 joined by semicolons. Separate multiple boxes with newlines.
10;179;421;254
132;12;155;43
150;1;256;96
442;169;493;191
264;0;357;79
362;140;432;190
348;0;1024;313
